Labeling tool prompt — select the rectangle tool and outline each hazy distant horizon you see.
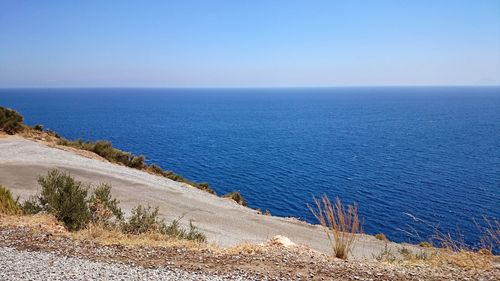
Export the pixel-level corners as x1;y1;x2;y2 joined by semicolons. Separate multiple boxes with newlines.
1;85;500;90
1;1;499;88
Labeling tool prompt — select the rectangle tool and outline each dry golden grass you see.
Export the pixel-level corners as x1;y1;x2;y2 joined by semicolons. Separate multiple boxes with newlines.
425;249;496;269
477;217;500;252
308;195;361;259
72;223;209;250
0;186;22;215
221;242;267;255
0;213;208;250
419;241;432;248
373;244;497;270
0;213;67;234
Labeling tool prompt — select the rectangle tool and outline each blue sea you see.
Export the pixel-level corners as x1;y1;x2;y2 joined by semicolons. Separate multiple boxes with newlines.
1;87;499;246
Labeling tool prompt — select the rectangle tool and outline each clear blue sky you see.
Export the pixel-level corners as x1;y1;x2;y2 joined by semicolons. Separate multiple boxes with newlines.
1;0;499;87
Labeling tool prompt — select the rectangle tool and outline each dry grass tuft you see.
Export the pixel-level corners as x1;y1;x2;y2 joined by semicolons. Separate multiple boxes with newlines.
308;195;361;259
476;217;500;253
0;186;22;215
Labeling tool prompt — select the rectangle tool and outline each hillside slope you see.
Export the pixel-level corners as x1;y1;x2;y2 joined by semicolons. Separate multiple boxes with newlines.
0;135;392;259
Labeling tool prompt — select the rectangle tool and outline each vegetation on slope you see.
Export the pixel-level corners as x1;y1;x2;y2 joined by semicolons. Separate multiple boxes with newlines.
0;105;244;202
223;191;248;206
0;106;23;134
11;169;206;242
308;194;499;266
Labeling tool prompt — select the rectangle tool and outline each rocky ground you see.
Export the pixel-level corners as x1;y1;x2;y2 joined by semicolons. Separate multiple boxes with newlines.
0;219;498;281
0;247;254;281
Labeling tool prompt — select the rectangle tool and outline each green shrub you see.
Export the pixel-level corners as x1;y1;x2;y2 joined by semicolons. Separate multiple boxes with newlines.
121;205;162;234
0;106;233;199
121;204;206;242
56;137;220;196
195;182;216;195
57;138;147;170
37;169;90;231
0;106;24;134
128;155;145;169
164;171;184;181
223;191;247;206
0;186;22;215
92;141;116;159
148;164;165;176
33;124;43;131
162;219;206;243
163;171;217;194
20;196;43;214
89;183;123;226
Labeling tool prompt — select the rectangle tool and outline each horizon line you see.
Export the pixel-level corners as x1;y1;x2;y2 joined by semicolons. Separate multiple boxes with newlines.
1;84;500;90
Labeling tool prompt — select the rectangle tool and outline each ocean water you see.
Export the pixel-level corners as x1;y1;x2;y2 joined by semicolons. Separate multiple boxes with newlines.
1;87;499;246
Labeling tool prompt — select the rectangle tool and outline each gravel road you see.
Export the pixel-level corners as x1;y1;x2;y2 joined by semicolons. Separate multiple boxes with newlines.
0;247;255;281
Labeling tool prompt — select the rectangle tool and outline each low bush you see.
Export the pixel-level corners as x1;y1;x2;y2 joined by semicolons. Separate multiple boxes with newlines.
36;169;91;231
223;191;247;206
162;219;206;242
56;133;220;196
121;204;206;242
56;139;147;170
33;124;43;131
162;170;217;195
89;183;124;226
147;164;165;175
129;155;146;169
0;106;24;134
121;205;161;234
375;233;389;242
1;106;239;201
0;186;22;215
19;169;206;242
20;196;43;214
